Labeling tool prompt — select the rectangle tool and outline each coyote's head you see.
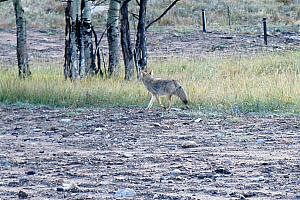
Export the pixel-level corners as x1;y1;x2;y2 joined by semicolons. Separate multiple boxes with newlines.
140;69;153;79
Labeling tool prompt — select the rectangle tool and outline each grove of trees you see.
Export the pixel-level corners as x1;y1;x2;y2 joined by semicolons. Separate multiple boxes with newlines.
0;0;181;80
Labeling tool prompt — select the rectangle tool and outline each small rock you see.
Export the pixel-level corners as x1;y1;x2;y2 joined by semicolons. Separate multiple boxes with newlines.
194;118;202;123
243;191;256;198
56;186;64;192
167;144;178;150
170;169;182;177
19;177;29;185
18;190;28;199
8;181;19;187
256;139;266;144
60;118;71;123
255;176;265;181
94;127;103;132
229;192;245;199
197;172;214;180
25;170;36;176
181;141;198;148
115;188;136;198
0;160;11;168
214;167;231;175
171;32;180;37
11;132;19;136
62;133;70;138
153;123;162;127
63;182;80;192
33;128;42;132
122;153;133;158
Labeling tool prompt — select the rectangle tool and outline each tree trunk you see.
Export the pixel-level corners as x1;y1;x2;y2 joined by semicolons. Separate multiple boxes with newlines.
70;0;80;80
81;0;95;76
79;24;85;78
120;1;134;80
64;1;71;80
13;0;30;78
107;0;120;78
135;0;148;79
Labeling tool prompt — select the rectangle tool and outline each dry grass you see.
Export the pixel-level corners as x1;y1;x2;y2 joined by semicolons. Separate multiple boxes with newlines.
1;51;300;114
1;0;300;32
152;51;300;113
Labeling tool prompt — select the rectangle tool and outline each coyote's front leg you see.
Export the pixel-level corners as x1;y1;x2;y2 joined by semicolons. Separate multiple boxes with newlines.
146;95;155;110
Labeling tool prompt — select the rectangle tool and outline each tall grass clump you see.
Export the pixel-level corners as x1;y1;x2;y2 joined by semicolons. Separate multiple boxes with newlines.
1;51;300;113
0;63;147;108
149;51;300;113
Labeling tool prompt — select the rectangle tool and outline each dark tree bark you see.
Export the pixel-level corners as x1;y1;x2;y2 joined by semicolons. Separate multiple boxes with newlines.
64;0;96;80
13;0;31;78
120;0;134;80
107;0;120;78
64;1;71;80
135;0;148;79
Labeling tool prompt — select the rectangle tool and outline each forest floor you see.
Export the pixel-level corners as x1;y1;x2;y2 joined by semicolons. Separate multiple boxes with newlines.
0;28;300;199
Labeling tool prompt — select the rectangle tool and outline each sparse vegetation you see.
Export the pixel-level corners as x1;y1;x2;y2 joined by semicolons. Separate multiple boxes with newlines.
1;0;300;114
1;51;300;113
1;0;300;32
1;2;300;199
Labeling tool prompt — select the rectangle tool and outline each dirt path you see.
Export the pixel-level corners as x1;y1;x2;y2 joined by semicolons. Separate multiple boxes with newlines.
1;28;300;66
0;106;299;199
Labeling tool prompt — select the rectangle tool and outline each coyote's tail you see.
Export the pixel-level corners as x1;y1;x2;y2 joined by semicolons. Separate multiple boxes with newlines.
175;85;189;109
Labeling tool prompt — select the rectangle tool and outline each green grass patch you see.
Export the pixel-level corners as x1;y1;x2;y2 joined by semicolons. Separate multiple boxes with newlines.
1;51;300;114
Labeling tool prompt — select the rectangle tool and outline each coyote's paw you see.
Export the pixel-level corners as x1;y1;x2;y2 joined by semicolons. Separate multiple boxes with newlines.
160;105;167;110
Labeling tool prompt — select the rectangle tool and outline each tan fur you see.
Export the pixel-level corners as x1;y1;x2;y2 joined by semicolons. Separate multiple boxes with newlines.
141;70;189;110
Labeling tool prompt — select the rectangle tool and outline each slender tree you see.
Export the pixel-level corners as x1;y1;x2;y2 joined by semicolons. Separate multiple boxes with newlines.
69;0;81;80
107;0;120;78
135;0;147;79
81;0;95;76
120;0;134;80
64;1;71;79
13;0;31;78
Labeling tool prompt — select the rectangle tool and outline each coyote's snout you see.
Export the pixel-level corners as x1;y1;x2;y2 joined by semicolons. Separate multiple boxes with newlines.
141;69;189;110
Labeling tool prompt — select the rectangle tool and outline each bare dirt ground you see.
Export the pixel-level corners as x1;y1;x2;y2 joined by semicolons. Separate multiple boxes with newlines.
0;106;299;199
0;29;300;199
1;28;300;66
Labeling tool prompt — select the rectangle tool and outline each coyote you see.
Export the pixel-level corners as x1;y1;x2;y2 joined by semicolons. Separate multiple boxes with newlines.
141;69;189;110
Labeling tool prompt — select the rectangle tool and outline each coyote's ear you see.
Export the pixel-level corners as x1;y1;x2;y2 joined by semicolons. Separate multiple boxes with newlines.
149;69;153;75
